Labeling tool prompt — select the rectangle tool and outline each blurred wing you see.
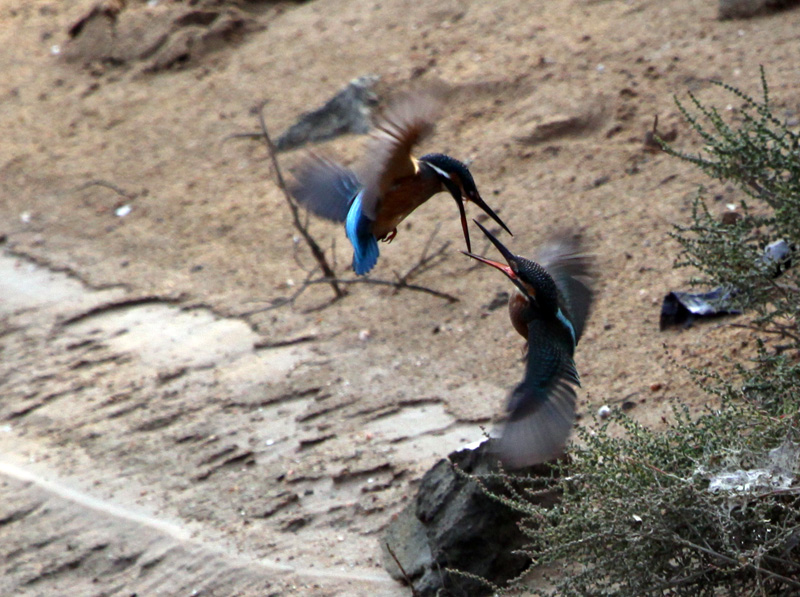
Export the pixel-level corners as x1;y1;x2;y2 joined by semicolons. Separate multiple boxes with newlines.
495;319;579;469
537;235;595;343
358;84;447;218
290;154;361;223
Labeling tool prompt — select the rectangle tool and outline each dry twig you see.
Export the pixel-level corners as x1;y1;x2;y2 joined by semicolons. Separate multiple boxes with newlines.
243;225;459;314
385;542;421;596
306;275;458;304
674;538;800;590
392;222;450;290
242;105;461;311
257;102;345;301
74;179;135;200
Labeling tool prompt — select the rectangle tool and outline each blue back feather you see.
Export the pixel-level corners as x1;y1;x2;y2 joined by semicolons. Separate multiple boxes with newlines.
345;190;379;275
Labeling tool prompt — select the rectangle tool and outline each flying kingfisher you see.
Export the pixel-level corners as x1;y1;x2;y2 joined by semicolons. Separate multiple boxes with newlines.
464;220;595;468
290;86;512;275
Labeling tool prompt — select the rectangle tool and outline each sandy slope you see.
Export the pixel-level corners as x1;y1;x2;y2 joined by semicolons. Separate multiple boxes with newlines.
1;0;798;594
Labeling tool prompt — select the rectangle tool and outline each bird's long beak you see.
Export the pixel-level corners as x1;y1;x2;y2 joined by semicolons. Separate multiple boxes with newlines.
464;220;539;304
450;191;512;253
462;251;517;279
475;219;518;261
469;192;513;238
461;219;520;281
453;195;472;252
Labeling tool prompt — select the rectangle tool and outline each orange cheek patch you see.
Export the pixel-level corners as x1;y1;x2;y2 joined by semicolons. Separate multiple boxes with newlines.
521;281;536;299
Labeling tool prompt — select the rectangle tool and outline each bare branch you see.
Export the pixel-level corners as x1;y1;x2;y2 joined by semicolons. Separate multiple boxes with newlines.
243;257;458;316
395;223;451;285
250;218;459;311
254;334;318;349
384;542;421;596
307;276;459;303
73;180;136;201
240;269;317;315
257;102;345;301
729;322;800;344
221;131;266;143
674;538;800;590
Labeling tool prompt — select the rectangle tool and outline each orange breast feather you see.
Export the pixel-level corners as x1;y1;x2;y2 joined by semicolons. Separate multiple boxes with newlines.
371;174;443;240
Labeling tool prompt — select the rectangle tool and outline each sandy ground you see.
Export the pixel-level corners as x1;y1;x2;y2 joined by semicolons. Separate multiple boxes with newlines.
1;0;799;595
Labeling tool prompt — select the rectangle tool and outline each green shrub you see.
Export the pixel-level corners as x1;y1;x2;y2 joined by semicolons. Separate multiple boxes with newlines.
502;70;800;596
665;67;800;332
511;404;800;596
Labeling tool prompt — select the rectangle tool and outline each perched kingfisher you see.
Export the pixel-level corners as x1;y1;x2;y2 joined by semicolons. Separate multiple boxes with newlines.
464;221;594;469
290;86;512;275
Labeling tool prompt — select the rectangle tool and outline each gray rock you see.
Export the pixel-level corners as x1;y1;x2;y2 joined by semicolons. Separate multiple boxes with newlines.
719;0;798;19
381;503;433;582
276;76;380;152
381;440;560;596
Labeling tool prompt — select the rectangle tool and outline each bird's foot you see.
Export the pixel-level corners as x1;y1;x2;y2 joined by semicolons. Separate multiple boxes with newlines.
382;228;398;243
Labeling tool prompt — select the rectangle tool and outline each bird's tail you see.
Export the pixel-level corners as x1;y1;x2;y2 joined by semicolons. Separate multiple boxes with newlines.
345;189;379;276
493;379;576;469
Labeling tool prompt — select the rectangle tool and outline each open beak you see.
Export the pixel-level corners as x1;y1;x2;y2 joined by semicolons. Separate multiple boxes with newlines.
462;251;517;279
461;219;521;282
451;191;512;253
463;220;538;304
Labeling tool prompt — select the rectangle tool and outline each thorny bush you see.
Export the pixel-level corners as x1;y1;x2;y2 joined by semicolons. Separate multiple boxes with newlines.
486;70;800;596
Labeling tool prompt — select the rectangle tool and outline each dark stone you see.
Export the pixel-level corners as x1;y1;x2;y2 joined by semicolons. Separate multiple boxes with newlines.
718;0;800;20
276;76;380;152
381;440;560;596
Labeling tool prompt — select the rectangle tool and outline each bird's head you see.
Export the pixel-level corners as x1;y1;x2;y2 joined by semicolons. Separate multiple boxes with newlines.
419;153;512;252
462;220;545;305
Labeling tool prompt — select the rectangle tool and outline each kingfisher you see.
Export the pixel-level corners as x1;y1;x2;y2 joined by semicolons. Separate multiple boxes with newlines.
290;86;512;275
464;220;594;469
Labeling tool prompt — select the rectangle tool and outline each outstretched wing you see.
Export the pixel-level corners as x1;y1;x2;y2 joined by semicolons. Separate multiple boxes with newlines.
537;234;595;344
358;83;448;219
290;154;361;223
494;318;579;469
